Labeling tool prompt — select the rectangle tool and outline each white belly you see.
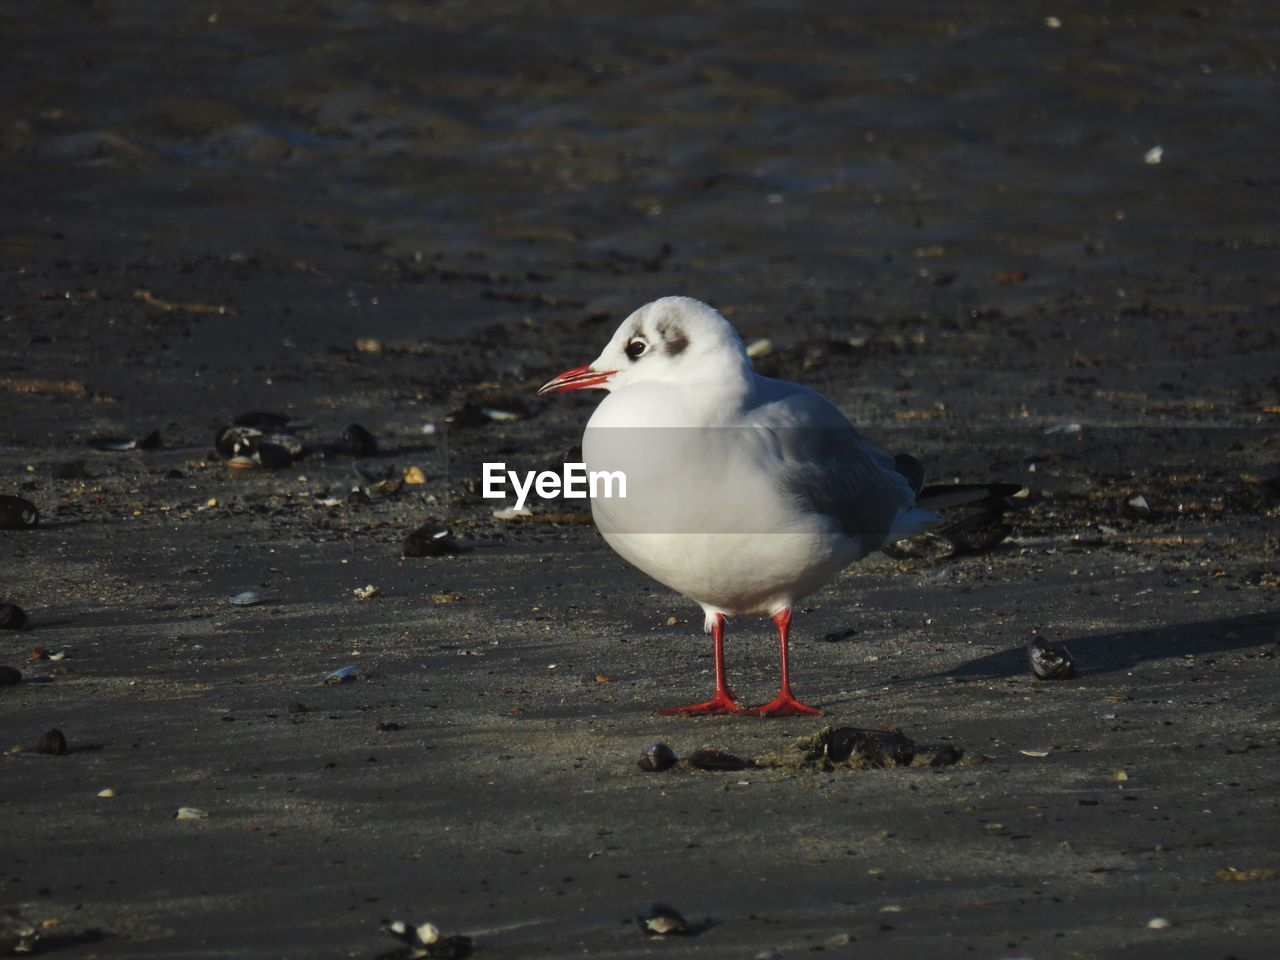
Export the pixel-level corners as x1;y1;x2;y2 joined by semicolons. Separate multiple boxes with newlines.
595;527;861;615
582;386;867;614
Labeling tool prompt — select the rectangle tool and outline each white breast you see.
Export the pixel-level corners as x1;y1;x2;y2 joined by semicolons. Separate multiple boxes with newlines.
581;379;884;615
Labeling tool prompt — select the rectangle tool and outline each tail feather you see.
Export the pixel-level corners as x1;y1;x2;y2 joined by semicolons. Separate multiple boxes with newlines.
916;482;1023;510
887;506;944;541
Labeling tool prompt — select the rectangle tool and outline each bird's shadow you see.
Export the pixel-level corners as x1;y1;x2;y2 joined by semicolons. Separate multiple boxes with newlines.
19;520;80;531
11;618;79;629
66;742;108;755
932;609;1279;681
32;929;108;953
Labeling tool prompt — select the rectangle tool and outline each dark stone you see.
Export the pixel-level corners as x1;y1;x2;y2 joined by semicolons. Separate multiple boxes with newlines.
637;741;677;772
215;425;262;458
911;744;963;767
402;526;463;558
824;727;916;767
1029;635;1075;680
0;603;27;630
35;728;67;755
255;440;296;469
339;423;377;457
0;495;39;530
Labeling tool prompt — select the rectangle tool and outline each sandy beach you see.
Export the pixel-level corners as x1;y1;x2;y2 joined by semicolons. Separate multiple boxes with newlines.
2;2;1279;957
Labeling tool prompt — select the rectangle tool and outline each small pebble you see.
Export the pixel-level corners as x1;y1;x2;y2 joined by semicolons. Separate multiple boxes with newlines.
324;665;359;685
36;729;68;755
87;429;161;452
1028;635;1075;680
493;505;532;520
637;742;678;773
255;439;297;469
229;591;264;606
339;423;378;457
882;532;954;562
824;728;916;767
403;526;462;558
352;584;381;600
0;603;27;630
175;807;209;820
1147;917;1171;929
912;744;963;768
0;911;39;953
1043;420;1082;434
215;424;262;458
0;495;39;530
637;903;689;936
385;919;472;958
97;788;116;798
1125;493;1152;518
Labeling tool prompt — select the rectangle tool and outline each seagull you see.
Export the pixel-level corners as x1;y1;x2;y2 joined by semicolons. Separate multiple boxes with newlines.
538;296;1017;717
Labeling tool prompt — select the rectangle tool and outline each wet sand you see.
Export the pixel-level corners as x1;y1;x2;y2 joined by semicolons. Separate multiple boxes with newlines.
3;3;1279;957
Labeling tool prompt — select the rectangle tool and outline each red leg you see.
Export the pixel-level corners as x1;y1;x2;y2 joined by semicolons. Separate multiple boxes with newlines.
657;613;745;716
749;608;822;717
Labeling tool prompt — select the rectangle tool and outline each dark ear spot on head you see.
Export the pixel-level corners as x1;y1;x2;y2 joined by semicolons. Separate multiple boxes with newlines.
656;317;689;357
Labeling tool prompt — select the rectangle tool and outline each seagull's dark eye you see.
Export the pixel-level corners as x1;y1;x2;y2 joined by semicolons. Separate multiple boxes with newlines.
625;338;648;361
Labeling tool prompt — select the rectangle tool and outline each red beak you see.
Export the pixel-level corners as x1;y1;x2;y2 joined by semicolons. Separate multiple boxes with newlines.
536;364;616;396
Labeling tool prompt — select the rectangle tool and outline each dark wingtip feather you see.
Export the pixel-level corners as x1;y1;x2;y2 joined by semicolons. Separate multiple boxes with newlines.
916;482;1024;510
892;453;926;495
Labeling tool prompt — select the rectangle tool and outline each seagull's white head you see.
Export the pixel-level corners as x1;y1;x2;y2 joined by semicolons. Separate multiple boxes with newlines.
537;296;749;395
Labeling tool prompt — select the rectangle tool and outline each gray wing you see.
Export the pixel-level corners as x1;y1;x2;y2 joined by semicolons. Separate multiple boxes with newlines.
744;377;918;545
